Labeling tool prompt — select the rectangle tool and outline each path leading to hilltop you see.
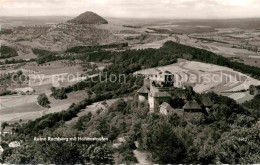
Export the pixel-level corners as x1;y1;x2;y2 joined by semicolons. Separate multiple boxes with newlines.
133;150;152;165
65;97;132;124
133;141;153;165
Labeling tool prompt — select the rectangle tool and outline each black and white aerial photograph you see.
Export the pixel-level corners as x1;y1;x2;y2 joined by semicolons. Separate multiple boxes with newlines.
0;0;260;164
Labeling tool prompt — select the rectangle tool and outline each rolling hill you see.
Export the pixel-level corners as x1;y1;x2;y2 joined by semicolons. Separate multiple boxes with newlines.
68;11;108;24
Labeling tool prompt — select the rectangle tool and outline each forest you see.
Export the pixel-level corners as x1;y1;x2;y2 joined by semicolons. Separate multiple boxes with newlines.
2;84;259;164
1;41;259;164
0;46;18;59
32;48;61;64
51;41;260;99
70;41;260;79
65;42;128;53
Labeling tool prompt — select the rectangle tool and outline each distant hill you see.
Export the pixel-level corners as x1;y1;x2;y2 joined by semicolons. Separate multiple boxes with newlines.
68;11;108;25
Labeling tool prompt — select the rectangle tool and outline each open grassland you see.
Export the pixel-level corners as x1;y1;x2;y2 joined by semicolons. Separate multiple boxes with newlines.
222;91;254;104
46;90;88;114
0;95;38;108
20;60;83;75
0;95;45;124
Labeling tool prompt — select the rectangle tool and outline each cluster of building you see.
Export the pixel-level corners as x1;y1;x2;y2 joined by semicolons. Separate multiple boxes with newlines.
0;126;14;136
137;70;213;115
0;126;20;154
14;87;35;95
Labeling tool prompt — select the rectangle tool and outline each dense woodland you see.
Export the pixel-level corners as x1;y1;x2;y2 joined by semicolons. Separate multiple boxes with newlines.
243;86;260;112
0;46;18;59
37;93;51;108
65;42;128;53
18;41;260;80
0;58;34;65
2;86;259;164
32;48;61;64
71;41;260;79
0;28;12;35
51;41;260;98
1;41;260;164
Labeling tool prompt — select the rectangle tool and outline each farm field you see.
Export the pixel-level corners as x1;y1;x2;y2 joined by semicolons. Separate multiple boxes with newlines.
131;31;260;67
0;60;87;124
0;90;88;124
1;17;260;126
134;60;260;102
109;20;260;67
46;90;89;114
1;12;260;165
0;95;45;124
222;91;254;104
1;60;85;92
2;18;260;67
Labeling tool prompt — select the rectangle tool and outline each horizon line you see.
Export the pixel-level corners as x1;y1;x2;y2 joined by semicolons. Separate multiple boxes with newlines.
1;15;260;20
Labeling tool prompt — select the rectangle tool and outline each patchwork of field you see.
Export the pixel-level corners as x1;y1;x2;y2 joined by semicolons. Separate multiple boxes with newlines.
119;23;260;67
1;18;260;126
134;60;260;102
0;90;88;124
130;32;260;66
0;60;87;124
1;60;85;91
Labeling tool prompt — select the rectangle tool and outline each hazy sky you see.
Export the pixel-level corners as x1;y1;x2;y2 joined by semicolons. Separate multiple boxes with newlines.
0;0;259;18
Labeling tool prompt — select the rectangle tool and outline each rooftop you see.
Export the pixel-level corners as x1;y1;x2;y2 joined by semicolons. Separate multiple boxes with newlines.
137;86;150;94
1;126;14;132
153;91;171;98
15;87;34;93
201;97;213;107
183;100;202;110
160;102;173;111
